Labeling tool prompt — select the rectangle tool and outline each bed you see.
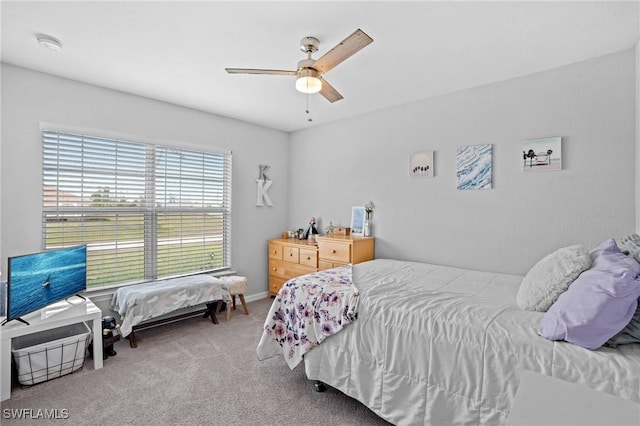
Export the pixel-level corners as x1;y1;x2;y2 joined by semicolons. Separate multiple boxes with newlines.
257;257;640;425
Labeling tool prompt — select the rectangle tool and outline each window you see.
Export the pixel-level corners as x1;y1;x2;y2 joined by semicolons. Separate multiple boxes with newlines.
42;130;232;289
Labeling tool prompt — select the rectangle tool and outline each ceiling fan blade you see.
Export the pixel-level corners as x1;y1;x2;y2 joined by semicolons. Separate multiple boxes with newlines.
225;68;296;76
313;29;373;75
319;79;343;103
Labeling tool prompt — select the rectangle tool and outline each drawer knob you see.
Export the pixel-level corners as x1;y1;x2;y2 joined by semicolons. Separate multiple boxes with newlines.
289;253;293;256
306;256;311;260
331;249;336;254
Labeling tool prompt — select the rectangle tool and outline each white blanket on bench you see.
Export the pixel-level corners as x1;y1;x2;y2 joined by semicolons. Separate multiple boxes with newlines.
111;274;232;337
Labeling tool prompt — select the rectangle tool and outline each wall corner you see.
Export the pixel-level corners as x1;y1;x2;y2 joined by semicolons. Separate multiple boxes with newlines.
636;40;640;233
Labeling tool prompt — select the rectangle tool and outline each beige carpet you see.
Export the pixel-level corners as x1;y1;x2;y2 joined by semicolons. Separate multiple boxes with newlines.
1;298;390;425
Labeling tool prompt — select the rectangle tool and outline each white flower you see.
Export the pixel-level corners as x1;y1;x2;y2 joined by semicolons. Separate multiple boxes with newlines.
365;201;374;218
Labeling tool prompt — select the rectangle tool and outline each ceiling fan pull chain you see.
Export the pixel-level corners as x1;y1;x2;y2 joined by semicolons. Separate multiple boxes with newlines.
306;93;312;122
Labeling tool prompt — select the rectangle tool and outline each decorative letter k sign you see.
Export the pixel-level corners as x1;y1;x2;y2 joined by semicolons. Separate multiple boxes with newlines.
256;164;273;207
256;179;273;206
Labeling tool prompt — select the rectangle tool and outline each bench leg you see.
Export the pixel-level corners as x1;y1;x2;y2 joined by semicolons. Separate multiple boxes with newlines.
208;302;220;324
203;302;220;324
127;332;138;348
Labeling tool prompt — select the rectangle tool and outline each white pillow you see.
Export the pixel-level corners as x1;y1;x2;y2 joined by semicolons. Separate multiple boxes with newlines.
615;233;640;263
517;245;592;312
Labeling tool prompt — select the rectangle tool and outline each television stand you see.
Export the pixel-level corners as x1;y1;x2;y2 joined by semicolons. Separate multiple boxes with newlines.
0;317;30;326
0;297;103;401
69;293;86;302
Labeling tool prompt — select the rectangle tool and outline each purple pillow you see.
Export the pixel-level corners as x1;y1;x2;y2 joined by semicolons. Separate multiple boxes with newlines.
540;239;640;349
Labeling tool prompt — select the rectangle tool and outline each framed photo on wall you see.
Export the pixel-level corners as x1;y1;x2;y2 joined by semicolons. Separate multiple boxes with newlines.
351;206;365;236
409;150;434;178
522;136;562;172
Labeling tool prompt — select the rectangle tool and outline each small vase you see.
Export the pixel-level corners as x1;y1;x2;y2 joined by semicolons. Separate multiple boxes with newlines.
363;218;372;237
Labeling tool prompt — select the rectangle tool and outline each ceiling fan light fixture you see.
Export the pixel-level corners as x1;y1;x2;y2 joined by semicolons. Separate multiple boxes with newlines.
296;68;322;94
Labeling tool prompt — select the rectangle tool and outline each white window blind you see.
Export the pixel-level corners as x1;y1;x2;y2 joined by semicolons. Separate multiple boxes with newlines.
42;130;232;288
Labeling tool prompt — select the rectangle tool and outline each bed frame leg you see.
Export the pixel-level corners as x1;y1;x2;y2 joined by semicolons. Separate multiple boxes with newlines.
314;380;327;392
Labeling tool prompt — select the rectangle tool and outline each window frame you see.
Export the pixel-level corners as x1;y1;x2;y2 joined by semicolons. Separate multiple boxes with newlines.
42;128;232;290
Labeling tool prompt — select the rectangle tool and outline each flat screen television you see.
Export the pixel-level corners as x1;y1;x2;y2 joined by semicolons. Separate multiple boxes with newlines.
2;245;87;326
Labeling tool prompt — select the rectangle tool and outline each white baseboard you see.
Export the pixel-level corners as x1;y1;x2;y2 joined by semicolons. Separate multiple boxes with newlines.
244;291;269;303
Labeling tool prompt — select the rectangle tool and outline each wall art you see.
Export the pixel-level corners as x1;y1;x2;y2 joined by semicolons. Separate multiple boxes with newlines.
522;137;562;172
409;151;434;178
456;144;492;190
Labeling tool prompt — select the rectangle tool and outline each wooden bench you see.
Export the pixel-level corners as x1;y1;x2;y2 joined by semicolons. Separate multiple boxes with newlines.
110;274;231;348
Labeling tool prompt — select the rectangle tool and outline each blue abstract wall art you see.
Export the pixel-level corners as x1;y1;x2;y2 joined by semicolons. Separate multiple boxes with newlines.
456;144;492;190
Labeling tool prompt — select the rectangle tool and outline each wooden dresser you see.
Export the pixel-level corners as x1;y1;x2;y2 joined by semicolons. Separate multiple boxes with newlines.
267;236;375;297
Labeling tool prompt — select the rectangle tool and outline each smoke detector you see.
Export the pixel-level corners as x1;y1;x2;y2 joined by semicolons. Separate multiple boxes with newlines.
36;34;62;51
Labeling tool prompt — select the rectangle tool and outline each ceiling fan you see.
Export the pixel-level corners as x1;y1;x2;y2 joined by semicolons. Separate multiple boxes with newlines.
225;29;373;103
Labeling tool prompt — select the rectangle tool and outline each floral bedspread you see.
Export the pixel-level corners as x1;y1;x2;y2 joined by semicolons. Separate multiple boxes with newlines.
257;265;359;369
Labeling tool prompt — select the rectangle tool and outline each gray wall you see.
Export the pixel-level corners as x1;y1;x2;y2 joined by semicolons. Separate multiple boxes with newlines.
0;47;637;310
289;49;638;275
0;64;290;305
637;42;640;233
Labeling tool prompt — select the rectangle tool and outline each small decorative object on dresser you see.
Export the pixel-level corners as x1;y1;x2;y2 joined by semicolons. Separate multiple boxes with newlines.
364;201;374;237
333;227;350;235
302;216;319;240
325;221;336;235
350;206;366;236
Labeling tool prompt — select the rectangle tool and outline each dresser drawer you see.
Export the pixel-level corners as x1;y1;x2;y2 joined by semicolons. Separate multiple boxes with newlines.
269;276;288;296
268;243;283;260
319;241;351;263
269;259;316;280
283;246;300;264
299;248;317;268
318;260;348;271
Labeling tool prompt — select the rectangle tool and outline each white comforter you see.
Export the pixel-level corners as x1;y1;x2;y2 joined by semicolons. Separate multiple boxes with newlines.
300;259;640;425
111;274;231;337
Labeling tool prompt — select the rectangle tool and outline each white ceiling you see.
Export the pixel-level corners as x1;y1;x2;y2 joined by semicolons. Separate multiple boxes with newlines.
2;1;639;133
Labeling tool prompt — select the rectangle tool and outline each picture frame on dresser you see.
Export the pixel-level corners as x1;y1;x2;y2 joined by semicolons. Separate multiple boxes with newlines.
350;206;365;236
